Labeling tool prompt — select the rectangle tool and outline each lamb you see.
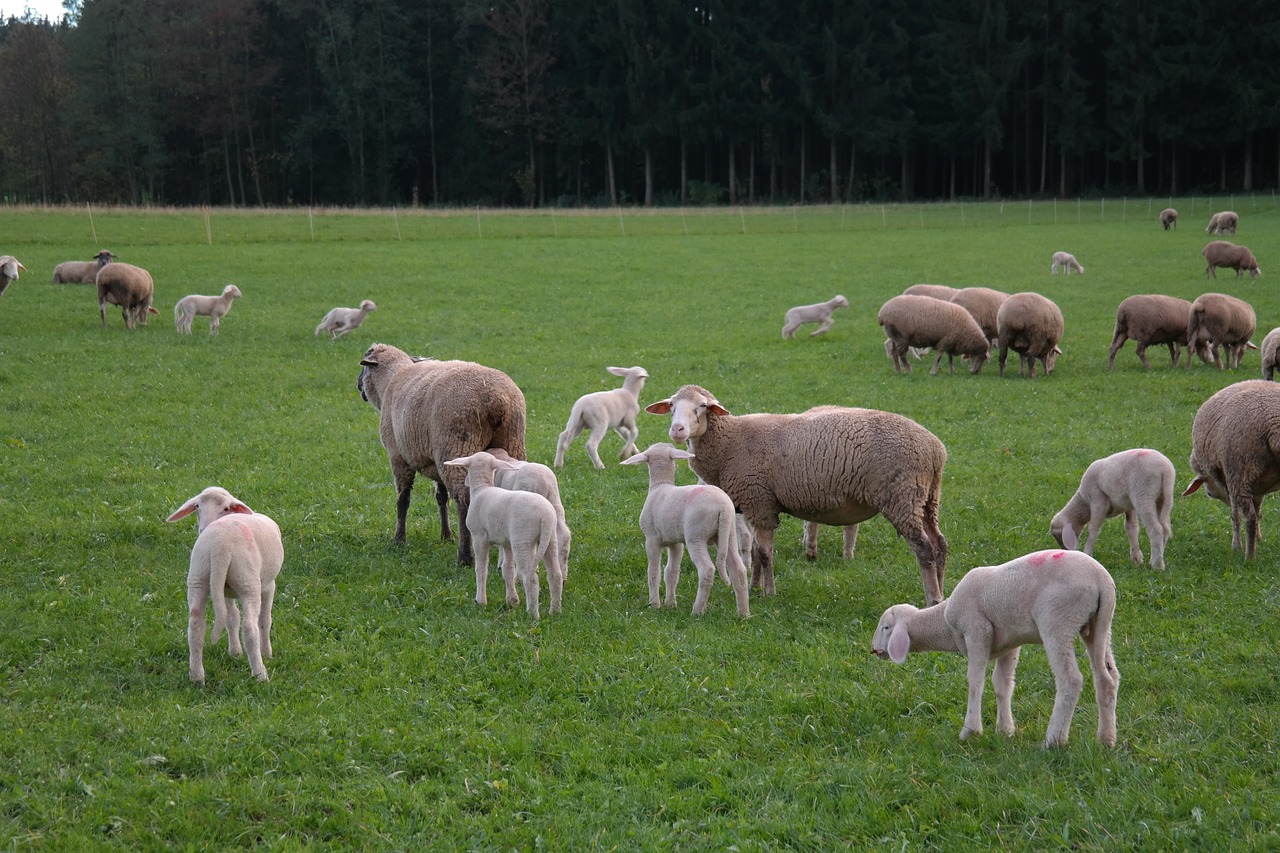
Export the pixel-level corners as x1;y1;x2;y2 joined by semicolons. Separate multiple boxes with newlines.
443;452;564;619
1050;251;1085;275
1107;294;1206;370
1202;240;1261;279
0;255;26;298
1050;448;1175;570
902;283;959;300
646;385;948;606
948;286;1010;349
1186;292;1256;369
996;291;1064;378
316;299;377;339
488;448;572;575
877;294;990;375
1183;379;1280;559
621;443;751;617
1261;327;1280;381
96;261;159;329
52;250;114;284
780;294;849;339
1159;208;1178;230
1205;210;1238;235
554;366;649;468
166;487;284;684
871;549;1119;749
174;284;242;335
357;342;526;566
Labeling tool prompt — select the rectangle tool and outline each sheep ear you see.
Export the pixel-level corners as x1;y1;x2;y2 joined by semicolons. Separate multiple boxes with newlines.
670;448;696;461
1182;477;1206;496
492;458;521;471
227;501;254;515
620;451;647;465
1060;523;1079;550
887;621;911;664
606;366;629;376
166;499;199;522
443;455;472;468
706;403;731;416
645;399;673;415
360;346;380;367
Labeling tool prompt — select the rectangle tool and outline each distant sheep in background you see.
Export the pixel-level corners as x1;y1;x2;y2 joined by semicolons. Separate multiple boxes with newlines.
52;250;114;284
1159;208;1178;230
316;299;377;339
554;366;649;468
96;261;159;329
174;284;242;335
1050;251;1085;275
0;255;26;298
1202;241;1260;279
1205;211;1238;235
781;294;849;339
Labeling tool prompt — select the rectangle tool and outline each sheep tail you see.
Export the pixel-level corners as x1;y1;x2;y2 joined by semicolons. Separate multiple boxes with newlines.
716;506;737;584
207;551;233;644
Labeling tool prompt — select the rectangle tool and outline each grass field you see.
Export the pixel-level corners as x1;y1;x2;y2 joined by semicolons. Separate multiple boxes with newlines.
2;199;1278;849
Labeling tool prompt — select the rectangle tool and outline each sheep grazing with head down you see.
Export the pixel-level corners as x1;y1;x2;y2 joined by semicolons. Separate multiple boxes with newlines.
1260;328;1280;381
1160;208;1178;230
1051;448;1175;570
949;286;1010;351
997;291;1064;378
1205;210;1238;235
174;284;242;335
1183;380;1280;559
1202;240;1260;279
622;443;751;617
316;299;377;340
1186;292;1255;370
1050;251;1085;275
358;343;526;566
646;385;948;606
781;294;849;339
0;255;26;298
166;487;284;684
96;261;159;329
1108;294;1210;370
52;250;114;284
871;549;1119;748
878;294;990;375
554;366;649;469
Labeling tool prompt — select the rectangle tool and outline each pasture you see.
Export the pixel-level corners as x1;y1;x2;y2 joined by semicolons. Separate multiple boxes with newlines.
1;200;1278;849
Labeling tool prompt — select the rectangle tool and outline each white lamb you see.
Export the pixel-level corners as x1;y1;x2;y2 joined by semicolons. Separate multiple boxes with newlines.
166;487;284;684
554;366;648;469
174;284;242;335
1050;448;1175;570
621;443;750;617
1050;251;1085;275
488;447;572;576
872;549;1119;749
781;294;849;339
315;299;377;340
443;451;564;619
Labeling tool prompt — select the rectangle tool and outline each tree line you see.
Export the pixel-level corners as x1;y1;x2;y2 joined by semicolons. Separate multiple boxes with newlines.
0;0;1275;208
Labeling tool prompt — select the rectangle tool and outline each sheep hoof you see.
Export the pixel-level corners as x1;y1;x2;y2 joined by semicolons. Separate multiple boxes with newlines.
959;725;980;740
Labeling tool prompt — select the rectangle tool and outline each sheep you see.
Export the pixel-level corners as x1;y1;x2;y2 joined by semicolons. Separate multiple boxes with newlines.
96;261;159;329
0;255;26;298
996;291;1064;378
1182;380;1280;559
1261;327;1280;381
357;342;527;566
646;385;948;606
166;487;284;684
1160;208;1178;230
871;549;1119;748
443;452;564;619
1108;294;1209;370
488;447;572;576
1050;251;1085;275
1050;448;1175;570
554;366;649;469
174;284;242;335
948;286;1010;350
1202;240;1261;279
1205;210;1238;235
902;283;959;301
1186;292;1256;370
877;294;990;375
781;294;849;339
51;250;114;284
316;299;377;340
621;443;751;617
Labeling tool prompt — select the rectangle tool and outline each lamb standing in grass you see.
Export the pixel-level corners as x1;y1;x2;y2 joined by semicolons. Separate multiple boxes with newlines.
1160;208;1178;230
781;295;848;339
174;284;242;335
1261;327;1280;381
1050;448;1175;570
488;448;572;575
443;452;564;619
0;255;25;298
1050;251;1085;275
1205;211;1238;235
554;366;648;468
52;250;114;284
871;549;1119;749
997;291;1064;378
877;293;990;375
166;487;284;684
1202;240;1261;279
1186;292;1255;370
316;299;377;339
622;443;751;617
97;261;159;329
1108;294;1205;370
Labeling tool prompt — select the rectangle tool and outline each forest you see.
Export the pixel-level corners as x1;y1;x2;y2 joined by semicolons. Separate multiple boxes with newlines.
0;0;1275;208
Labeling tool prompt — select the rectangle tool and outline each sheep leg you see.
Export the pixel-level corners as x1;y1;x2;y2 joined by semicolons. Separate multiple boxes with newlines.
997;341;1010;377
802;521;819;560
1042;632;1085;748
663;543;685;607
1083;624;1120;748
187;584;210;685
1122;510;1144;564
750;526;777;595
240;595;269;682
553;421;582;467
544;543;564;616
454;491;475;566
992;647;1021;737
929;352;944;376
583;424;608;469
842;524;859;559
615;419;640;460
223;598;243;657
960;638;992;740
644;537;665;607
1106;333;1128;369
808;317;834;337
518;549;541;619
473;534;492;606
685;539;716;615
1134;342;1153;370
260;580;276;660
1082;511;1106;557
434;480;453;541
724;549;751;618
500;544;520;607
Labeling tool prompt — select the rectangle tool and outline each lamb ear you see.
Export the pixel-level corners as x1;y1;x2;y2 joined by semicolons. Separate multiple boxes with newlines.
492;458;521;471
606;366;629;376
227;501;254;515
887;621;911;664
1182;477;1206;496
1060;522;1079;550
620;451;647;465
670;448;696;461
443;455;472;468
166;499;198;522
645;399;673;415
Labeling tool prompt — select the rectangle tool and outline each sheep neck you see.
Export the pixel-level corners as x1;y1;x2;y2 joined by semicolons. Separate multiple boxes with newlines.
910;605;963;654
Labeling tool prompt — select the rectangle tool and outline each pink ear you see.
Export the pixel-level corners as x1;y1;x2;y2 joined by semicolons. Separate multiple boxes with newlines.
645;400;673;415
707;403;731;416
166;501;197;522
1061;523;1079;550
1182;477;1205;497
227;501;254;515
888;622;911;663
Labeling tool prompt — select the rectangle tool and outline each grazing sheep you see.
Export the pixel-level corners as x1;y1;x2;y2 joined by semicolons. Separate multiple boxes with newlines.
1202;240;1261;279
488;448;572;576
871;549;1119;748
902;283;960;300
1261;327;1280;381
554;366;649;469
996;291;1064;378
877;294;990;375
166;487;284;684
1108;294;1209;370
1205;210;1238;235
1050;251;1085;275
174;284;242;335
781;294;849;339
1050;448;1175;570
646;385;948;606
443;452;564;619
357;343;527;566
1183;380;1280;559
315;299;377;339
622;443;751;617
52;250;114;284
96;261;159;329
949;286;1010;350
0;255;26;298
1160;208;1178;230
1186;292;1256;369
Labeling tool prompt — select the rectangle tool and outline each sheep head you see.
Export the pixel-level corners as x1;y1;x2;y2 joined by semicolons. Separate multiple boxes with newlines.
443;451;519;488
166;486;255;533
871;603;920;663
645;385;731;444
357;342;409;409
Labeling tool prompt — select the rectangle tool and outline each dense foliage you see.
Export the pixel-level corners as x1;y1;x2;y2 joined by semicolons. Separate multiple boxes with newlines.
1;0;1277;207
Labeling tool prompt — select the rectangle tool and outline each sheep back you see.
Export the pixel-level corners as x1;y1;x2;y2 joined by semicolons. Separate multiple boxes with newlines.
949;286;1010;342
902;283;959;301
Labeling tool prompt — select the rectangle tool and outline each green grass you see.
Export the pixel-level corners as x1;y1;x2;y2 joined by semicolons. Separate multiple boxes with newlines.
2;200;1278;849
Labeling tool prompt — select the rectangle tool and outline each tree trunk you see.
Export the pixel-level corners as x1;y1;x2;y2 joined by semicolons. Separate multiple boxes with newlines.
728;143;737;205
845;140;856;201
606;139;617;206
829;137;838;202
680;139;688;203
644;145;654;207
799;124;806;203
748;139;756;204
1243;132;1254;191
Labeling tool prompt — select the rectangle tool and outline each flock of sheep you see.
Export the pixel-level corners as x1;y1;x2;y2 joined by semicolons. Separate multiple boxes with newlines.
7;204;1274;751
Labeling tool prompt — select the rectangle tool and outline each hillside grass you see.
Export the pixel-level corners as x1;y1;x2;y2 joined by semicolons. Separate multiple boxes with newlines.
1;200;1278;849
